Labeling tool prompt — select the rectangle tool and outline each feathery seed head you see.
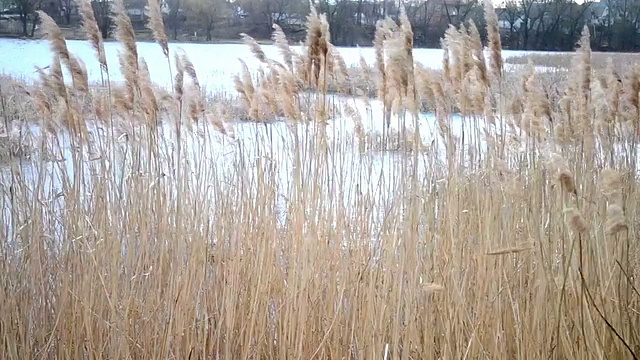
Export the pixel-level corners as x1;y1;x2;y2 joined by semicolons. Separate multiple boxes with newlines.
272;24;293;71
304;7;331;88
38;11;88;93
558;171;577;195
550;153;577;195
600;169;622;194
76;0;107;71
565;208;588;233
174;53;185;102
605;204;627;235
483;0;502;81
147;0;169;58
241;33;267;63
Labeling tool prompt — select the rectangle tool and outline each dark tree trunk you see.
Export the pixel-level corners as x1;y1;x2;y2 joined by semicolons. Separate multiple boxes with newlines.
170;0;181;40
20;13;28;37
30;13;37;37
93;0;111;39
206;23;213;41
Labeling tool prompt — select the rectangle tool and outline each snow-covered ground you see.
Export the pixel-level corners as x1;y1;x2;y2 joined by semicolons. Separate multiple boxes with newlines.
0;38;530;242
0;102;492;247
0;37;523;166
0;38;546;90
0;38;525;194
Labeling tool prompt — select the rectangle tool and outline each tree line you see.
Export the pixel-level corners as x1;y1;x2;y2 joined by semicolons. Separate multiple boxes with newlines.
1;0;638;51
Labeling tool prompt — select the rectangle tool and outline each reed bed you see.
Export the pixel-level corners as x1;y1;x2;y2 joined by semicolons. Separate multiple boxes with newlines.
505;50;640;72
1;0;640;359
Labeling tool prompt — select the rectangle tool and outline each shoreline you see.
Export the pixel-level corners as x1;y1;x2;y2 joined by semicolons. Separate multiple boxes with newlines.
0;33;275;46
2;32;639;54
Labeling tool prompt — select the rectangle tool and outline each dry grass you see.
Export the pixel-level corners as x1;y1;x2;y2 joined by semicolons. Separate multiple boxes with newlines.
1;3;640;359
505;50;640;72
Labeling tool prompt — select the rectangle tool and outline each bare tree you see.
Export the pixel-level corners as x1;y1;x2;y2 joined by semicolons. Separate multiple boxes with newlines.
59;0;72;24
238;0;307;38
166;0;185;39
92;0;112;39
562;1;593;49
405;0;441;46
502;0;522;48
12;0;40;36
518;0;547;49
443;0;479;27
184;0;229;40
607;0;640;50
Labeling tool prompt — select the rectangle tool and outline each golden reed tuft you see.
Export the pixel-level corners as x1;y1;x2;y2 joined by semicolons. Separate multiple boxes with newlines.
75;0;107;72
483;0;503;81
146;0;169;58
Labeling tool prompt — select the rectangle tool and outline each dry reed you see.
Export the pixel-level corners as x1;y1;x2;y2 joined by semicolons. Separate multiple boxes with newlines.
146;0;169;58
483;0;502;81
75;0;107;72
1;5;639;360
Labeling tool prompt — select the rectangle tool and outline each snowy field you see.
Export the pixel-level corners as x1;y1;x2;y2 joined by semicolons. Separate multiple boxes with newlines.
0;37;533;162
0;38;535;242
0;38;549;90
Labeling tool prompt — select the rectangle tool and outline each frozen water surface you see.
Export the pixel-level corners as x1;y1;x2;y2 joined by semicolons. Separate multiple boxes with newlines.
0;38;538;243
0;38;550;88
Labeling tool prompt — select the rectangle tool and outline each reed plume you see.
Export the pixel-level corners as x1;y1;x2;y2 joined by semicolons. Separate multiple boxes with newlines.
605;204;627;235
272;24;293;71
578;26;592;99
483;0;502;81
240;33;268;64
206;110;232;137
550;153;577;196
305;6;330;89
174;53;185;103
147;0;170;58
558;171;577;195
443;25;463;94
399;6;418;115
139;59;159;128
600;169;622;193
276;66;300;121
37;11;89;93
234;59;257;120
36;11;71;64
186;83;204;124
597;59;621;124
600;168;624;208
322;45;348;94
75;0;107;72
520;71;552;139
92;92;109;124
442;39;451;85
565;208;588;233
180;53;201;91
564;26;594;156
357;55;373;94
112;0;139;110
374;18;389;122
468;21;488;88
